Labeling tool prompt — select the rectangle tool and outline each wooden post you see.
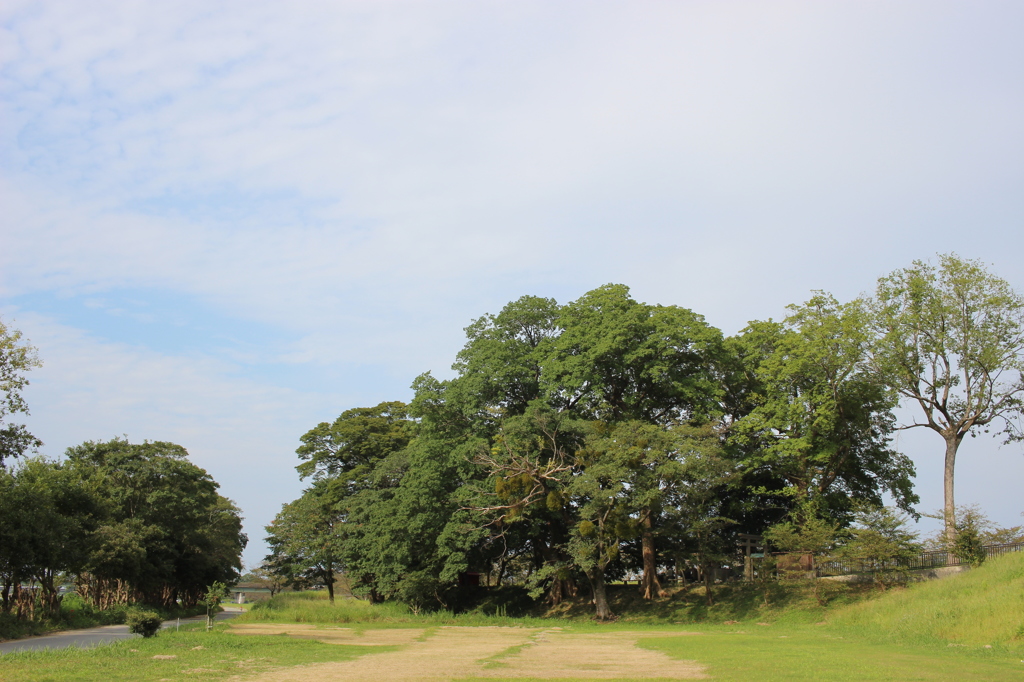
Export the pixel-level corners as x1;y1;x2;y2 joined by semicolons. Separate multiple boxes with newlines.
737;534;764;582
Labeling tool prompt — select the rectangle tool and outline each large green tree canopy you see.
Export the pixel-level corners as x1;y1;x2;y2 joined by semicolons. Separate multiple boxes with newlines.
66;438;247;608
267;280;946;620
868;254;1024;542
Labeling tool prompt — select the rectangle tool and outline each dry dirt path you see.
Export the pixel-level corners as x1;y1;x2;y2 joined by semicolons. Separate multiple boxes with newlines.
229;624;706;681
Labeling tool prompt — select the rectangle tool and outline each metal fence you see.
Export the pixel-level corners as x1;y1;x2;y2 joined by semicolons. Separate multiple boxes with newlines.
812;542;1024;577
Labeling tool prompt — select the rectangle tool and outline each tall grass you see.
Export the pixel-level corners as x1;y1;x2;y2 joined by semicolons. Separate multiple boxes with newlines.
831;549;1024;649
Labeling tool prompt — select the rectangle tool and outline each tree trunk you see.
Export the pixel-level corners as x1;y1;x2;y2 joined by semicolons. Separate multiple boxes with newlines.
943;433;962;546
494;557;505;587
325;568;335;604
545;566;577;606
1;578;12;614
539;541;576;606
639;510;664;599
37;571;61;618
589;566;614;621
701;560;715;606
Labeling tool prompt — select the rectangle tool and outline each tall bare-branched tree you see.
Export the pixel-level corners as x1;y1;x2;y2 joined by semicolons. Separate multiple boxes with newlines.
868;254;1024;544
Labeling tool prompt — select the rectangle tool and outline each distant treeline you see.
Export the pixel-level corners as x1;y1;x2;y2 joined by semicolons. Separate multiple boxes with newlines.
0;439;246;623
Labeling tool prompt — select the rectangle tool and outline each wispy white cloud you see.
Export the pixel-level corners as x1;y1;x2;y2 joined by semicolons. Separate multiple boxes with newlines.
2;0;1023;556
10;310;344;565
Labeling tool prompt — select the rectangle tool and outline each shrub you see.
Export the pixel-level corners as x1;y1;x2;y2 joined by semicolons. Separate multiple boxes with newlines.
840;506;922;589
125;609;163;638
952;511;987;567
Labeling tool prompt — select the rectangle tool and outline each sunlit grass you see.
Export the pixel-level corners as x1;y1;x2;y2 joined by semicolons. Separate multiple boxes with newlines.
0;622;392;681
637;626;1024;681
830;549;1024;650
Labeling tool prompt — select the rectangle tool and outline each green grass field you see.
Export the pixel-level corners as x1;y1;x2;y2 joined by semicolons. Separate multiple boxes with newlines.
638;624;1024;681
0;623;394;681
2;551;1023;681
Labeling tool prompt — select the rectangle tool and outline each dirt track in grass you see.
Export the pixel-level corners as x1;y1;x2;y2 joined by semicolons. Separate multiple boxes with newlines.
229;625;707;680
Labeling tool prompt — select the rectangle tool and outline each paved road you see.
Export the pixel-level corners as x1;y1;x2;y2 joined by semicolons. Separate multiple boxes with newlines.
0;606;243;655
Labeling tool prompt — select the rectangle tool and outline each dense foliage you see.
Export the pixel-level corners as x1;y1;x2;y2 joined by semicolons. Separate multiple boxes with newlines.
266;273;969;619
0;439;246;630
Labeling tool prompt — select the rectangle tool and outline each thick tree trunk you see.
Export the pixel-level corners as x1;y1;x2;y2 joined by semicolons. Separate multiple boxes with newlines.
943;434;962;546
701;560;715;606
494;557;506;587
639;510;664;599
37;572;61;618
589;566;614;621
325;568;335;604
546;565;577;606
538;541;577;606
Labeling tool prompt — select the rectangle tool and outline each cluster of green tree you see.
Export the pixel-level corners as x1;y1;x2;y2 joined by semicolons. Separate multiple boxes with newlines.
0;439;247;626
264;256;1022;620
1;319;247;631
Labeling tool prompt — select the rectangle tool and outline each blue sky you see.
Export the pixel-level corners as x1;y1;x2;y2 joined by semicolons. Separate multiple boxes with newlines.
2;0;1023;567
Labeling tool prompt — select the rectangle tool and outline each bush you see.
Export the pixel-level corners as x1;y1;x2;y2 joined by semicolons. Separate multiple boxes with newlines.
840;506;922;589
952;511;987;567
125;609;163;638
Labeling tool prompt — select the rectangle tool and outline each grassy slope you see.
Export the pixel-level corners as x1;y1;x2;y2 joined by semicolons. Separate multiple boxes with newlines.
636;626;1024;682
830;549;1024;650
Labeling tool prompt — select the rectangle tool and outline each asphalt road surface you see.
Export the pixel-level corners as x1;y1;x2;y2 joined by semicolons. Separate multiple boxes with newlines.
0;606;243;655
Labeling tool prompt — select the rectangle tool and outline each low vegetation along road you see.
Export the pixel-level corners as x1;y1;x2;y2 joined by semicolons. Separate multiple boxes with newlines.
0;607;242;655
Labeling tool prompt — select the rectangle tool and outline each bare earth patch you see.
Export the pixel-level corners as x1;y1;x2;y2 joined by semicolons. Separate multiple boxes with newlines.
489;630;706;679
230;625;706;681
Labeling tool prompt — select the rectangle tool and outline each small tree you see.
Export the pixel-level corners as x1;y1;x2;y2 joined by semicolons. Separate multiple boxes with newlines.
763;506;842;562
763;505;843;605
264;484;343;603
840;506;922;590
203;581;229;630
982;511;1024;545
0;319;42;466
952;513;986;568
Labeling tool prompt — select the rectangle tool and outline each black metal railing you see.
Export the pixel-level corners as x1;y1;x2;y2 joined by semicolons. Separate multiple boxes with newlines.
812;542;1024;577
